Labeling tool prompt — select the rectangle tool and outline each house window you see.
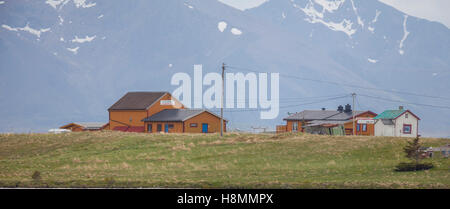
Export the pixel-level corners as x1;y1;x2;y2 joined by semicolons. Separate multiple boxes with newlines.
168;124;174;129
403;124;412;134
356;124;360;132
157;124;162;132
405;113;409;118
292;122;298;132
190;123;198;127
129;117;132;122
362;124;367;132
147;124;152;133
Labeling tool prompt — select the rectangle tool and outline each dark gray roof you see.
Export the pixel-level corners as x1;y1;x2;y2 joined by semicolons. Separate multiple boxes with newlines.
284;110;370;121
325;111;366;120
142;109;225;122
284;110;340;121
304;120;350;127
108;92;167;110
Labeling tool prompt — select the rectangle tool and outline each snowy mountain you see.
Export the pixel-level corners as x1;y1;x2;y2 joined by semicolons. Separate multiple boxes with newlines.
0;0;449;136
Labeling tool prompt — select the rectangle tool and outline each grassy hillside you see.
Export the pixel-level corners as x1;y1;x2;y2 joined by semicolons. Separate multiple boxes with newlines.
0;131;448;188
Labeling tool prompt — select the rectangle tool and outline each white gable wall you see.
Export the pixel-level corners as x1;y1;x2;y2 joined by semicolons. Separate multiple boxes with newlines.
374;120;394;136
394;112;419;137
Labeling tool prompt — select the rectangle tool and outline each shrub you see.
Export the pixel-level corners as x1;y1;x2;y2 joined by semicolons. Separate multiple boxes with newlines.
395;162;434;172
32;171;41;181
395;136;433;172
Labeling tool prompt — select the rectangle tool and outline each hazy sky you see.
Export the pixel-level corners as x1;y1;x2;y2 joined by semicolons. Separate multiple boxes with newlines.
218;0;450;28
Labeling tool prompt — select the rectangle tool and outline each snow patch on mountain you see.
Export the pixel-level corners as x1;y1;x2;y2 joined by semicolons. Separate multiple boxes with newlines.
368;58;378;63
372;10;381;23
231;28;242;35
1;24;17;31
67;46;79;54
46;0;95;10
282;12;286;19
73;0;96;8
184;2;194;9
218;21;227;32
399;15;409;55
0;1;5;5
58;15;64;25
71;35;96;43
45;0;65;9
97;14;104;19
2;23;50;38
314;0;345;13
367;10;381;33
349;0;364;28
297;0;356;37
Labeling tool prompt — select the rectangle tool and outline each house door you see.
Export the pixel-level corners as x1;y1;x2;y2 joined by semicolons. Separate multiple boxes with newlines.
157;124;162;132
164;124;169;133
147;124;152;133
202;123;208;133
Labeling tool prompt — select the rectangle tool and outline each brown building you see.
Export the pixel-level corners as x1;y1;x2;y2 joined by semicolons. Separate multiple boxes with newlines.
60;122;108;132
108;92;185;132
282;104;377;136
142;109;226;133
344;115;377;136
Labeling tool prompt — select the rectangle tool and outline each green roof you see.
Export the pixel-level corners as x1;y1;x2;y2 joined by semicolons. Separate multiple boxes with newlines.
373;110;406;119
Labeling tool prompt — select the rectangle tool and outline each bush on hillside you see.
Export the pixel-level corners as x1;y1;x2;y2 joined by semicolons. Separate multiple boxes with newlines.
395;162;434;172
395;136;434;172
32;171;41;181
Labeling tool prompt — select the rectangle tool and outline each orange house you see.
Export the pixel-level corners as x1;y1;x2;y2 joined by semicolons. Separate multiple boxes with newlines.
108;92;185;132
343;113;378;136
282;104;377;136
60;122;108;132
276;125;287;133
142;109;226;133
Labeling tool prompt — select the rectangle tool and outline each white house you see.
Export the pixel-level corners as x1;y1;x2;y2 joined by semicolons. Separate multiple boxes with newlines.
374;107;420;137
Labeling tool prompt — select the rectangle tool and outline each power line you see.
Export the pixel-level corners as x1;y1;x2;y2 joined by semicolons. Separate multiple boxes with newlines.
209;95;350;113
189;94;349;101
187;94;350;105
226;65;450;101
359;94;450;110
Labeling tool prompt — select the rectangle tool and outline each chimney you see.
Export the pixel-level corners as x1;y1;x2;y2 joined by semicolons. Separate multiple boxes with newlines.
399;106;404;110
337;105;344;113
344;104;352;113
321;108;326;111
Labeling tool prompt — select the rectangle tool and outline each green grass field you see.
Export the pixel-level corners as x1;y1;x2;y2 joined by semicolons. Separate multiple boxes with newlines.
0;131;448;188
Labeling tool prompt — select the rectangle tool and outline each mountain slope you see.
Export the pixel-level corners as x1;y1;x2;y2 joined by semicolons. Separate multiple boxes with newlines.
0;0;449;136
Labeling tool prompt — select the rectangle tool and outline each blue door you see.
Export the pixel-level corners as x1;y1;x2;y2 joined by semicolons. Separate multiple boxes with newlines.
164;124;169;133
202;123;208;133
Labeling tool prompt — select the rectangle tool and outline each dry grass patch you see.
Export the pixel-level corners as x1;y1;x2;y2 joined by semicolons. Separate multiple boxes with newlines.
0;132;448;188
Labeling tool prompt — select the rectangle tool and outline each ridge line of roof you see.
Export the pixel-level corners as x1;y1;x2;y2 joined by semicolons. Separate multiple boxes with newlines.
108;91;170;110
142;108;227;122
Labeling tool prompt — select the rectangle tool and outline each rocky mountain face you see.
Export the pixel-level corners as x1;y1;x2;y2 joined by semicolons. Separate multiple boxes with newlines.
0;0;449;136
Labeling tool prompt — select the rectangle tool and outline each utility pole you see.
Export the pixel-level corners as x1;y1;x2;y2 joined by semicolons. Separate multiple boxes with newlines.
352;93;356;136
221;63;225;137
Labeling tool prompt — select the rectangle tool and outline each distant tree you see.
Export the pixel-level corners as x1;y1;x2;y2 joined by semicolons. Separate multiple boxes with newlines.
395;136;433;172
404;136;422;166
32;170;41;181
